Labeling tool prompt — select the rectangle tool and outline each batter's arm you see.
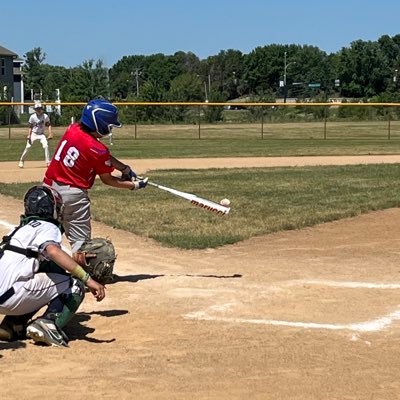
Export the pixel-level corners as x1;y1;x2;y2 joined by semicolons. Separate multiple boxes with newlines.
109;155;127;172
99;172;136;190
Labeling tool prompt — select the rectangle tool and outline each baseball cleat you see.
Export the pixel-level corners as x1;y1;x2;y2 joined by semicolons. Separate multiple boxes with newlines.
18;161;24;168
27;318;69;347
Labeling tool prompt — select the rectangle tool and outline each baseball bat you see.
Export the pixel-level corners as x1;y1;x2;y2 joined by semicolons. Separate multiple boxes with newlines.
148;181;230;215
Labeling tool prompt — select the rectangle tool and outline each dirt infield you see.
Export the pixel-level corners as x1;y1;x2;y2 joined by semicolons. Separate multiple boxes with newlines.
1;156;400;400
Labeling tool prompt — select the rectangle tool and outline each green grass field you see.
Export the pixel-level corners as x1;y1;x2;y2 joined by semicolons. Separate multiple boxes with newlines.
2;121;400;162
1;164;400;249
2;122;400;248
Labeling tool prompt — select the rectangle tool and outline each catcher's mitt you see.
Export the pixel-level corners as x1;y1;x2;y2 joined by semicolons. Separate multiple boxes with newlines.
74;238;116;284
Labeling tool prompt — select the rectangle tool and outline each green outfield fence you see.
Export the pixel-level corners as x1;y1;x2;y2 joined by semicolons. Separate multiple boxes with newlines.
1;101;400;140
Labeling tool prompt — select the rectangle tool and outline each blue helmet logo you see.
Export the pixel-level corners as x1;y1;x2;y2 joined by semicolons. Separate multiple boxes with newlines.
80;99;122;136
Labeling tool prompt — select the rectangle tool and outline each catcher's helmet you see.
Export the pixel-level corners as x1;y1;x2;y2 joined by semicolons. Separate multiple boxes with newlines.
80;98;121;136
24;185;64;221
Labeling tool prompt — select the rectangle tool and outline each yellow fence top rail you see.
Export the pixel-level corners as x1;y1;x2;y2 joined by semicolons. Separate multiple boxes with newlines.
2;101;400;107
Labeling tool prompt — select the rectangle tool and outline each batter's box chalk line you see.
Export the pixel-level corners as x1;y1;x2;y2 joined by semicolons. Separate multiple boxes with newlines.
184;279;400;333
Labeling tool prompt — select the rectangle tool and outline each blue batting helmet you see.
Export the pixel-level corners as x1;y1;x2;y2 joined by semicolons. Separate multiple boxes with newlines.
80;98;121;136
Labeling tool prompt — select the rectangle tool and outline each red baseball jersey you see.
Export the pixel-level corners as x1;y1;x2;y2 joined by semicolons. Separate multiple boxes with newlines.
45;123;114;189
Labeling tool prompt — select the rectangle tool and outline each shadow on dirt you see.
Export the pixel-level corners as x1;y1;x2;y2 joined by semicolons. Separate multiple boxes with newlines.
66;309;129;343
0;340;26;356
113;273;242;283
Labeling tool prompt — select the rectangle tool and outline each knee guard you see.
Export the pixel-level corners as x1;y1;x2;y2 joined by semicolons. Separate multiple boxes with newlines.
43;278;85;329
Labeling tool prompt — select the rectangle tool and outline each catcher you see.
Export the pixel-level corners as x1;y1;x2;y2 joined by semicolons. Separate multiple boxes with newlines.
0;186;106;347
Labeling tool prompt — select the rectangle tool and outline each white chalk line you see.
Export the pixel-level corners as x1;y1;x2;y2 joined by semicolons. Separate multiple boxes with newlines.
185;307;400;332
286;279;400;290
0;219;16;230
185;279;400;332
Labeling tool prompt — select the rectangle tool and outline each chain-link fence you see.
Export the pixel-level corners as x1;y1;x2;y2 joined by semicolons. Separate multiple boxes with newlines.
1;102;400;140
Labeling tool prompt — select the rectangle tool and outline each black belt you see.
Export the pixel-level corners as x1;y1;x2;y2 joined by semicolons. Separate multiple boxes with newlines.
0;287;15;305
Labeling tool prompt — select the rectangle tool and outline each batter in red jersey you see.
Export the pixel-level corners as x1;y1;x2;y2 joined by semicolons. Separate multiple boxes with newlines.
44;98;147;254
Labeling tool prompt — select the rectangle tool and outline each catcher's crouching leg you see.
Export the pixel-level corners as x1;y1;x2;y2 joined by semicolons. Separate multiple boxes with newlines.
73;238;116;284
26;278;85;347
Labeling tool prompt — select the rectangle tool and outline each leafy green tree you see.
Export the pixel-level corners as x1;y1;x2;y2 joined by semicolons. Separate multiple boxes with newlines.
40;65;69;101
204;89;226;122
23;47;47;99
243;44;284;95
66;59;109;101
109;55;146;98
136;80;166;122
336;40;390;97
200;50;245;100
165;73;203;122
171;51;201;75
167;73;203;102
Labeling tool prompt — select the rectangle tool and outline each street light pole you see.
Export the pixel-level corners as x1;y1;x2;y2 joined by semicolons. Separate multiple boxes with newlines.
283;51;296;103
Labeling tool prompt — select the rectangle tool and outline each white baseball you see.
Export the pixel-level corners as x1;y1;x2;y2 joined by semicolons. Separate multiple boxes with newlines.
220;198;231;207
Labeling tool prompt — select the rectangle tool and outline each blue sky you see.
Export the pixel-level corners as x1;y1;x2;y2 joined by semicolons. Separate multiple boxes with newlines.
2;0;400;67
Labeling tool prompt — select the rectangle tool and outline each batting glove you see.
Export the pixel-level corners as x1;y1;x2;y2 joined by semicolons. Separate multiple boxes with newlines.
131;176;148;190
121;165;137;181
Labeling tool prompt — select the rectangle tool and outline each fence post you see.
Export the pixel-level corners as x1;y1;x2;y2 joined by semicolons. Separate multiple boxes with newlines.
261;106;264;139
323;106;327;140
8;105;11;139
388;110;391;140
198;105;201;139
134;105;137;139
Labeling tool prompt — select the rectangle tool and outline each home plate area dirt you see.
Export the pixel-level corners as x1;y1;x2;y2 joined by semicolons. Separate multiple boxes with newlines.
1;156;400;400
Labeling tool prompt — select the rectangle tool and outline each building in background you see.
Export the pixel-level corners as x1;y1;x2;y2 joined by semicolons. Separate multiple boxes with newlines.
0;44;24;115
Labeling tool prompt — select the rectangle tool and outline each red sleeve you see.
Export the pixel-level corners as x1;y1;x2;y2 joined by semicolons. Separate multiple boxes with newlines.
88;144;114;175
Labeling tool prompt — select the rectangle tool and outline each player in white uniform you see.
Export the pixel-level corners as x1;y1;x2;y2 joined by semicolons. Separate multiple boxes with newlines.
18;102;53;168
0;186;105;347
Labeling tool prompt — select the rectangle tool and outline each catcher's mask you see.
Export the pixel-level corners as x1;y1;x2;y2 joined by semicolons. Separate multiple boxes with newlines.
24;185;64;222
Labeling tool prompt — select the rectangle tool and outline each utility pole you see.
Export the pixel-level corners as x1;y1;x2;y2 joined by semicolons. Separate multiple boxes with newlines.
133;68;142;96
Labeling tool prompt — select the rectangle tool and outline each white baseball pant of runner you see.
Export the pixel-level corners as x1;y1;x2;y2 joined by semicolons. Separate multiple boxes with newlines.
20;133;50;164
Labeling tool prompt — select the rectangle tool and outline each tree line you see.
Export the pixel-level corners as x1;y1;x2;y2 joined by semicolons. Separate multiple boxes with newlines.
21;34;400;105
